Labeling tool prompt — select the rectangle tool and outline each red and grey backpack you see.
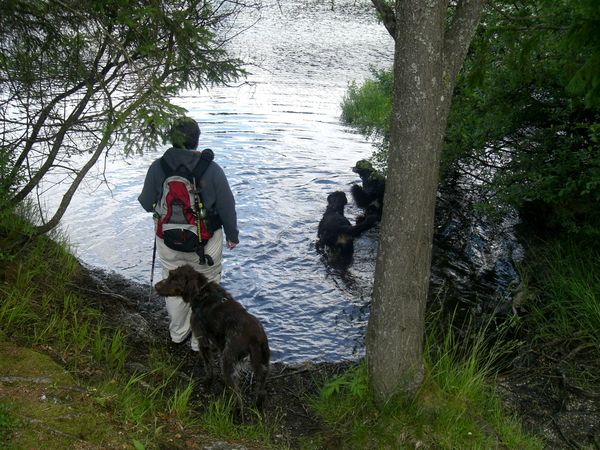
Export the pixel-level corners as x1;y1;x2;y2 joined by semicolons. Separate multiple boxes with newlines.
155;149;214;261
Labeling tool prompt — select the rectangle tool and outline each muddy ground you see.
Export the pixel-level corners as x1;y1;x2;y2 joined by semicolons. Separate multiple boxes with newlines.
72;264;600;449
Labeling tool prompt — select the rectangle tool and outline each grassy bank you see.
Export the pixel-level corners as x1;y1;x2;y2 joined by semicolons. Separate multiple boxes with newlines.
0;207;275;449
310;308;543;449
2;202;598;449
310;232;600;449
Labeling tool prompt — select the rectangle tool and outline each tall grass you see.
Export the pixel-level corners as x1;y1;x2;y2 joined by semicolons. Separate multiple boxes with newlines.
528;237;600;344
168;378;196;420
0;199;132;368
88;351;191;428
200;393;274;445
0;283;36;330
1;205;279;448
200;394;239;436
312;310;543;449
91;325;127;371
525;236;600;384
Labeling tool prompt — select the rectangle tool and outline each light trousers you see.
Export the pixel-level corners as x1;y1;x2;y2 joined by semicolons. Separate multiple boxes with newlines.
157;228;223;350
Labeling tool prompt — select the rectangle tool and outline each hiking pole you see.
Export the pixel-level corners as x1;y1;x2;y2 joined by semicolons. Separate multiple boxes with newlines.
149;233;157;302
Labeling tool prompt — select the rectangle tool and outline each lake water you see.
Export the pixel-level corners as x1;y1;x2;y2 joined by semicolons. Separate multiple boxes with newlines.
45;0;524;364
50;0;395;363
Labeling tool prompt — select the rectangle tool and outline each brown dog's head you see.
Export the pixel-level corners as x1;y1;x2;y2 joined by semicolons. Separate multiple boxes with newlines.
154;265;209;301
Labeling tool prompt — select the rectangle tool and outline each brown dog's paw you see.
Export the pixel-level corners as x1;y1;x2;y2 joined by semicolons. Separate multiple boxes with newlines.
197;362;215;385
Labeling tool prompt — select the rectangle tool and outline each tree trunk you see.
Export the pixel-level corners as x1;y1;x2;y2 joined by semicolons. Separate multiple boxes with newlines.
366;0;485;402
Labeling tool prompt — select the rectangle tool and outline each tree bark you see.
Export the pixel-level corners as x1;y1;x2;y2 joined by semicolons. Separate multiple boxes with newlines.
366;0;485;403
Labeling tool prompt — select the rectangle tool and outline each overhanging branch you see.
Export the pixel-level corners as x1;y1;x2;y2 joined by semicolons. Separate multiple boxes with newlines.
443;0;487;82
371;0;396;39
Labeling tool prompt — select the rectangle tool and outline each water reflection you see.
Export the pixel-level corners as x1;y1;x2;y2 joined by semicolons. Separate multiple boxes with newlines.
46;0;393;363
42;0;522;364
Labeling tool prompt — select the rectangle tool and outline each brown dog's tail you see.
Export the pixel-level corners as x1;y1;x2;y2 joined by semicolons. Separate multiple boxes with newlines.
249;337;270;409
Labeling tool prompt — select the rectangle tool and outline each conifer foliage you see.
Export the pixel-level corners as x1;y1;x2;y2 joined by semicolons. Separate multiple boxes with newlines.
0;0;247;233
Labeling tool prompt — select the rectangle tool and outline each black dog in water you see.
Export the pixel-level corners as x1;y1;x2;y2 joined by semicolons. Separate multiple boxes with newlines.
317;191;377;260
154;265;270;408
350;159;385;222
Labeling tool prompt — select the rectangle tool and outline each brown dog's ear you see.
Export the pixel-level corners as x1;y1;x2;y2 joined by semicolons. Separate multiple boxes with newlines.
186;272;201;300
188;267;209;299
175;265;200;299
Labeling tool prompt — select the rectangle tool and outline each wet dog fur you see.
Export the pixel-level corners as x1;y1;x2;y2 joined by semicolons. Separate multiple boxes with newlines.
154;265;270;408
350;159;385;221
317;191;377;259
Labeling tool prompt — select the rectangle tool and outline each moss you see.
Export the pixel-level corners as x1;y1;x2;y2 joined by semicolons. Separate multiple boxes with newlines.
0;342;71;382
0;340;132;449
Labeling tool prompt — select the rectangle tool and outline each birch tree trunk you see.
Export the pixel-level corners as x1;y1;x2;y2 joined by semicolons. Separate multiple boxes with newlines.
366;0;486;402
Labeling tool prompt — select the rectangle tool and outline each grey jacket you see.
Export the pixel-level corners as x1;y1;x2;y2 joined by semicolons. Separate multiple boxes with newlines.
138;147;239;244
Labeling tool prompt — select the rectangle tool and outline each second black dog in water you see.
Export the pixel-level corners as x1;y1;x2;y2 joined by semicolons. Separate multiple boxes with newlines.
154;265;270;408
350;159;385;222
317;191;377;259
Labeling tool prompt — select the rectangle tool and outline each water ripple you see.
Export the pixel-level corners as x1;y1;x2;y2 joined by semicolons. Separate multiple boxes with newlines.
39;0;522;364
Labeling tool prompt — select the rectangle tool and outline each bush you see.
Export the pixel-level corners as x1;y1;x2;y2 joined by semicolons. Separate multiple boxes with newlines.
341;1;600;234
341;68;393;173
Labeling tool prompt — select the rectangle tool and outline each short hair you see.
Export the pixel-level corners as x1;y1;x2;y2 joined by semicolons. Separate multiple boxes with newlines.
170;117;200;149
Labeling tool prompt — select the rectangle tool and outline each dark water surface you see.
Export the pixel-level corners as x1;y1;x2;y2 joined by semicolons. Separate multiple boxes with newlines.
45;0;522;363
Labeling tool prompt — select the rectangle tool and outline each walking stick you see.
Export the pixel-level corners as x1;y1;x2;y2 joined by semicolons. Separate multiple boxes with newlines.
149;233;157;302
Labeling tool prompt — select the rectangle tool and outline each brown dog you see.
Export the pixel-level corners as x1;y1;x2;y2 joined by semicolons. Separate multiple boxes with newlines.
154;265;270;408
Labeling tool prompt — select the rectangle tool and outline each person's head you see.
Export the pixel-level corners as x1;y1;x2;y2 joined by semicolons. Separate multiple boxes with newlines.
170;116;200;150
